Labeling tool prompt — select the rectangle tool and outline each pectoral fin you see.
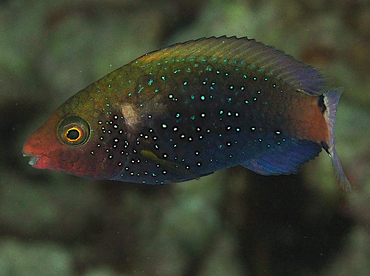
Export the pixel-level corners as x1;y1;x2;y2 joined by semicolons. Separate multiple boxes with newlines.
140;150;202;179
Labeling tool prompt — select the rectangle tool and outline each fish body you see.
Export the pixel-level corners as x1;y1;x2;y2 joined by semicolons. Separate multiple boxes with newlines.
23;37;351;191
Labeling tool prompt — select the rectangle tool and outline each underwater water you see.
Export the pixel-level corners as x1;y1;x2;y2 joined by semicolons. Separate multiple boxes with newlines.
1;0;369;275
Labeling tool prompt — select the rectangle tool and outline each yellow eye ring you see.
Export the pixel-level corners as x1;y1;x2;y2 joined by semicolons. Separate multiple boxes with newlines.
58;116;90;147
64;126;83;142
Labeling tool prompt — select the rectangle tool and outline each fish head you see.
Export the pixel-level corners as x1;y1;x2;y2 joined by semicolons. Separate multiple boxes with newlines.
22;110;119;180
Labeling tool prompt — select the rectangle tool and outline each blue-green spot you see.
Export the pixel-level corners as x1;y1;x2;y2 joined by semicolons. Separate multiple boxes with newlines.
137;86;144;94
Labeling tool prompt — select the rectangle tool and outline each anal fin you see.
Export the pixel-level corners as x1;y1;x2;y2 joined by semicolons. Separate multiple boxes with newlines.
242;139;321;175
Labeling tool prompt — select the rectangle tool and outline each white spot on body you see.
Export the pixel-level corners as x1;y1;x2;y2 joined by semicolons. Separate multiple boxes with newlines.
120;103;140;136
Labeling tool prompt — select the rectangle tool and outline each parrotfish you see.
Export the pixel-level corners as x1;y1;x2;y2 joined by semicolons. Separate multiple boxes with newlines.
23;36;351;191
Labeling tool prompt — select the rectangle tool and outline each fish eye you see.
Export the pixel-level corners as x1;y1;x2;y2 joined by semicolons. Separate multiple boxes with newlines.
65;127;82;142
58;116;90;146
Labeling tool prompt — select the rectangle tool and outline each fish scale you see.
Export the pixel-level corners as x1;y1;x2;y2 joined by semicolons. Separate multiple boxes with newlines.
23;36;351;191
109;60;316;183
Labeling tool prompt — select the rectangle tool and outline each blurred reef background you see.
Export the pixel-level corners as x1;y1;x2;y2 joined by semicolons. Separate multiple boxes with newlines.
1;0;370;275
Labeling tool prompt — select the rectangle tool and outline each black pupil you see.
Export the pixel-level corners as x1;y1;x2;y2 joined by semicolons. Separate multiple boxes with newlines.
67;129;80;140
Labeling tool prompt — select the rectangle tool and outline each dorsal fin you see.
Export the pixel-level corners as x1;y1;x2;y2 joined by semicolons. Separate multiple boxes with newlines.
134;36;325;96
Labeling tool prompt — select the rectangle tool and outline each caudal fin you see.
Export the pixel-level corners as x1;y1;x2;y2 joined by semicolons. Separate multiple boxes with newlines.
324;88;351;192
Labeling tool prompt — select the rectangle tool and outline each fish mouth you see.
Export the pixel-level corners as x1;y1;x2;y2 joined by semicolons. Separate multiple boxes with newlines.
22;150;51;169
23;153;40;167
23;135;52;169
